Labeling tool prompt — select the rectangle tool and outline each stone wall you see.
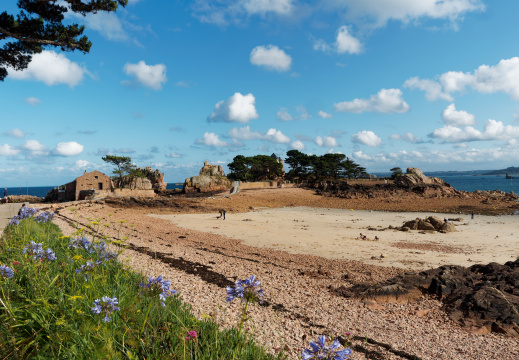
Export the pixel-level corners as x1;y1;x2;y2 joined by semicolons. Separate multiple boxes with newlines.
239;181;285;189
112;189;156;197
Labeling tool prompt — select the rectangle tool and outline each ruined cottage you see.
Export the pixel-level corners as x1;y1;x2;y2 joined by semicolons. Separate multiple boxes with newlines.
62;170;112;201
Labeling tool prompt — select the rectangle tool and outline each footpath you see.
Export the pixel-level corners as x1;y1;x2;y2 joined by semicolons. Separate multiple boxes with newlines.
0;203;22;235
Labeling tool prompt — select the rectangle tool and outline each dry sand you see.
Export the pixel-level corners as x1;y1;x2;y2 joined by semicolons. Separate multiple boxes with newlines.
150;207;519;270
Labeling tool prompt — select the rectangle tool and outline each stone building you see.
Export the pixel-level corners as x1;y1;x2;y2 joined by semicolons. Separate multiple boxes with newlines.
63;170;112;201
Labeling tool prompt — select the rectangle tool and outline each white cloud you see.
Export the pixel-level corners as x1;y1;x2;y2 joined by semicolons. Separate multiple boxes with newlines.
291;140;305;151
23;140;49;156
25;97;42;106
193;0;294;25
315;136;338;147
123;61;167;90
389;132;422;143
8;51;87;87
0;144;20;157
431;119;519;142
352;130;382;147
314;25;362;55
165;152;182;158
250;45;292;72
228;126;290;143
208;93;259;123
265;128;290;143
406;57;519;102
242;0;293;15
403;77;453;101
318;111;332;119
334;0;485;28
4;128;26;138
441;103;475;126
334;88;409;113
67;11;128;41
54;142;84;156
277;109;293;121
72;160;96;172
196;132;229;147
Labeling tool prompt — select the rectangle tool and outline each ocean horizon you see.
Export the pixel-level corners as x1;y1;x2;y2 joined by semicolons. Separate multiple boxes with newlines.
2;175;516;199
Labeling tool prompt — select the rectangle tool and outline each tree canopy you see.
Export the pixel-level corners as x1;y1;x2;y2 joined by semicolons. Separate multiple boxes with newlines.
285;150;368;181
227;155;284;181
101;155;135;184
0;0;127;81
390;167;403;179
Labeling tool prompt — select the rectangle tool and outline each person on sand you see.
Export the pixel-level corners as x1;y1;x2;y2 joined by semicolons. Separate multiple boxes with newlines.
374;236;379;241
217;209;226;220
359;233;367;240
471;212;474;220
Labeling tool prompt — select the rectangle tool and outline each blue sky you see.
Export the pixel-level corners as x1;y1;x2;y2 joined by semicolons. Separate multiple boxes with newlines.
2;0;519;186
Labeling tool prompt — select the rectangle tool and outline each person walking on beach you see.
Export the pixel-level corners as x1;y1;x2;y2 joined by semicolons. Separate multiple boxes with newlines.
3;188;7;204
217;209;226;220
471;212;474;220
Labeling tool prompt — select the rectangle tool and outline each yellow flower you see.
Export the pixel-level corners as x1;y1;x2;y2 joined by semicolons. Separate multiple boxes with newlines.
72;255;84;261
67;295;84;301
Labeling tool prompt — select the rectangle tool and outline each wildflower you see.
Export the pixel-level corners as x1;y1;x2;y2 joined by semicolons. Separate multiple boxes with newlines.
34;211;54;223
302;335;352;360
226;275;264;303
22;241;43;255
0;265;14;279
12;261;19;266
34;248;57;261
185;330;197;340
68;237;95;253
139;275;177;307
91;296;120;323
8;218;19;226
76;261;96;279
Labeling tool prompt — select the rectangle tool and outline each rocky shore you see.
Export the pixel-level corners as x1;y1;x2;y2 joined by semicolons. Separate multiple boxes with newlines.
46;187;519;360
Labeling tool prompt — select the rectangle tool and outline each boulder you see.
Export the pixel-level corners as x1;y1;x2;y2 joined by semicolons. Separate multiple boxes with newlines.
394;167;444;186
200;161;225;177
427;216;444;229
439;222;457;232
417;219;437;231
127;177;153;190
183;175;231;193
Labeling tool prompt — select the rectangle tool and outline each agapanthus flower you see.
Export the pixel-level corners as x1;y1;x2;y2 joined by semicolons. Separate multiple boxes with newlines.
91;296;120;323
68;237;95;253
34;211;54;223
34;248;57;261
226;275;264;303
22;241;43;255
139;275;177;307
0;265;14;279
8;218;19;226
302;335;352;360
17;207;39;220
76;261;96;279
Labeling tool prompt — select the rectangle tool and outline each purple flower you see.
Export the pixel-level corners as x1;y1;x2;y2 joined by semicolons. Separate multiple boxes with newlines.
226;275;264;303
22;241;43;255
302;335;352;360
0;265;14;279
34;248;57;261
139;275;177;307
8;217;19;226
186;330;197;340
91;296;120;323
34;211;54;223
76;261;96;279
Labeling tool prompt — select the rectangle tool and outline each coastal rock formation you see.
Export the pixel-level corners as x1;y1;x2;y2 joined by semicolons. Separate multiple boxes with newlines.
394;167;444;186
401;216;457;232
334;258;519;337
142;167;167;191
183;161;231;193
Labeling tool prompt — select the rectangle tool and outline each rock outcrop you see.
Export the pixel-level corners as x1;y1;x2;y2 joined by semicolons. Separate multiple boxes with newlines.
183;161;231;193
334;258;519;337
142;167;167;191
401;216;457;233
394;167;444;186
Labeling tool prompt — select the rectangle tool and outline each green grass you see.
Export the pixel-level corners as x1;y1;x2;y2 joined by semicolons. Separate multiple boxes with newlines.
0;216;286;360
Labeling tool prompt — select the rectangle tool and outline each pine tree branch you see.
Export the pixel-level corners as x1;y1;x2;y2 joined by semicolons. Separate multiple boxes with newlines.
0;26;82;50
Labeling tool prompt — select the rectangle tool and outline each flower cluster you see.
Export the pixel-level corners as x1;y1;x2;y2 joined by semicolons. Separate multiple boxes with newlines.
139;275;177;307
69;237;95;253
8;218;19;226
226;275;264;303
69;237;117;263
302;336;352;360
91;296;120;323
17;206;39;220
22;241;43;255
185;330;197;341
0;265;14;279
34;248;57;261
34;211;54;223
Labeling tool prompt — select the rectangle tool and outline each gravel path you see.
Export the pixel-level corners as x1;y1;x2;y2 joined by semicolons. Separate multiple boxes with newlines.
47;201;519;360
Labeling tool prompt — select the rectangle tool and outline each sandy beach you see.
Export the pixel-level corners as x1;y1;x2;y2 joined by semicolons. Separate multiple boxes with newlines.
150;207;519;270
41;187;519;360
